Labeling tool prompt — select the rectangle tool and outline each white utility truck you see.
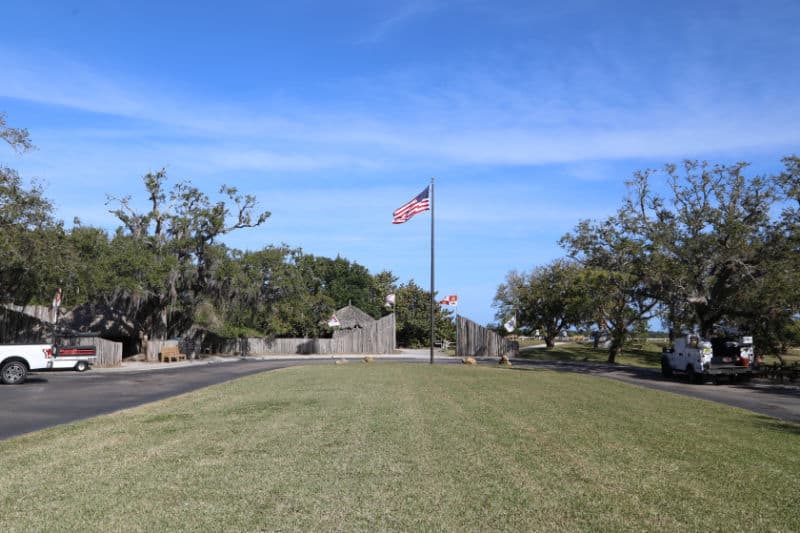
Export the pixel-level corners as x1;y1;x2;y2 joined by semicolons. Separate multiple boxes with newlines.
661;335;754;384
0;344;54;384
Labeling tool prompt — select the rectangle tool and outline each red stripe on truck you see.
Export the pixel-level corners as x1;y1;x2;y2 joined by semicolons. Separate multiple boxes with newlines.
58;349;96;356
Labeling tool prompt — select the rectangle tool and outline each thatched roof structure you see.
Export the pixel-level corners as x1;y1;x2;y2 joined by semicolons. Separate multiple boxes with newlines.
334;305;375;329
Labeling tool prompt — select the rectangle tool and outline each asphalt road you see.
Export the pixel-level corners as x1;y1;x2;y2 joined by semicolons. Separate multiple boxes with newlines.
0;359;307;440
0;356;798;441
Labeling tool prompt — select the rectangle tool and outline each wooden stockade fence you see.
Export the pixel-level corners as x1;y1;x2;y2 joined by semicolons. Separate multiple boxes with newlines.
250;313;394;355
456;315;518;358
198;313;397;356
0;305;53;343
332;312;396;354
5;303;395;363
145;339;181;362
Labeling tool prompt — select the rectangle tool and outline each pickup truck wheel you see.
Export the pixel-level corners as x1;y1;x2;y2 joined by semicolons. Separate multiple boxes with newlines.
75;361;89;372
1;361;28;385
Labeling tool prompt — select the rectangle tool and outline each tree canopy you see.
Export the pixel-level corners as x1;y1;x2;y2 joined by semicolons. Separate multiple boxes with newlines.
0;116;443;350
494;260;594;348
1;114;64;304
500;157;800;361
394;279;454;348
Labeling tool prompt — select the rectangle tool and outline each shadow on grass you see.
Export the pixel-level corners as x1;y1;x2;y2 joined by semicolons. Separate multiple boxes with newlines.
508;359;663;382
518;343;662;368
504;366;549;374
620;348;663;368
751;414;800;435
507;361;800;430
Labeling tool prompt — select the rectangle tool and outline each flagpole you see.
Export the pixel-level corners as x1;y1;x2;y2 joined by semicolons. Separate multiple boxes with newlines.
430;177;435;365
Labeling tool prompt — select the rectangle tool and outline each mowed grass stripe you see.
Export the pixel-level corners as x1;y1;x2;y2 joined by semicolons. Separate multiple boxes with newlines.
0;363;798;531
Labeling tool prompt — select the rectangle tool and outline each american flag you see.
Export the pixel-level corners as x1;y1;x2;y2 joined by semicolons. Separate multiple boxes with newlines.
392;185;430;224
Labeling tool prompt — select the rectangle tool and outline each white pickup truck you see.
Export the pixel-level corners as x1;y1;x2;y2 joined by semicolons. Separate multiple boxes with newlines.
0;344;54;384
0;343;97;384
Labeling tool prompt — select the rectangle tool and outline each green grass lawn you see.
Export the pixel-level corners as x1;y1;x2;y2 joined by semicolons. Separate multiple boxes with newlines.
1;363;798;531
518;337;546;348
519;342;665;367
761;347;800;366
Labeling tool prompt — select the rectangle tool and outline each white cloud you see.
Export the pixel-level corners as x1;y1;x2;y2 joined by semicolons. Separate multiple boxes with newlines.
0;49;149;119
2;25;799;177
357;1;442;44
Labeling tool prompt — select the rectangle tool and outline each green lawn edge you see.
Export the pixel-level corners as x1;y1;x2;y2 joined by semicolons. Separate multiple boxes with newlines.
1;363;798;531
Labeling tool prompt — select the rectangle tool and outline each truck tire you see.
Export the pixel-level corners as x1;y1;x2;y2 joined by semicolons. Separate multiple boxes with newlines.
75;361;89;372
1;360;28;385
661;357;673;377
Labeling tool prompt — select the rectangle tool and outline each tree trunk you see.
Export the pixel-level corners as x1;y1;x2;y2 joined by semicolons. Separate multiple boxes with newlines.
607;342;622;364
544;335;555;348
697;307;719;339
668;328;678;343
607;329;625;363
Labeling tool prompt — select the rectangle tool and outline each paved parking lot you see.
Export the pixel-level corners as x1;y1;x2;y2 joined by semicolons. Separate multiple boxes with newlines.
0;359;305;440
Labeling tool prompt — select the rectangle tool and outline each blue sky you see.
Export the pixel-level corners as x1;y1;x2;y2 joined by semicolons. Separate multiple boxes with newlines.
1;0;799;326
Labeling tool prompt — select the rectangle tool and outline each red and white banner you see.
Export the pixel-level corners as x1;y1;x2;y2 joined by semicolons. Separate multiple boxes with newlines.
440;295;458;305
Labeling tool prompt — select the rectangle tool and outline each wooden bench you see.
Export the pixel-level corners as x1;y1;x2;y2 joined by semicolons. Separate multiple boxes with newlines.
160;345;187;363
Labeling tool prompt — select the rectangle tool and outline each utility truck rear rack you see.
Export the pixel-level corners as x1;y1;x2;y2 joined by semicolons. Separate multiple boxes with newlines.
52;345;97;372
